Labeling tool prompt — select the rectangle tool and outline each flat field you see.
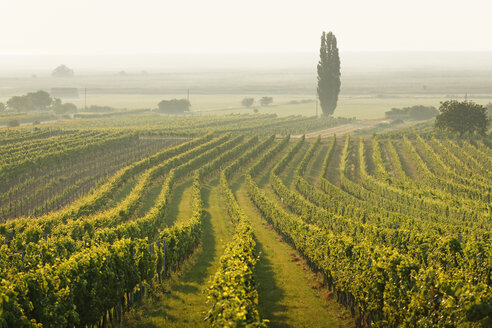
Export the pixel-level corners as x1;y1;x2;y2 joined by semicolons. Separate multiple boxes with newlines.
1;65;491;119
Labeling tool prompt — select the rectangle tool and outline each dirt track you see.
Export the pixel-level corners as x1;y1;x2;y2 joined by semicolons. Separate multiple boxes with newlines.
293;120;390;138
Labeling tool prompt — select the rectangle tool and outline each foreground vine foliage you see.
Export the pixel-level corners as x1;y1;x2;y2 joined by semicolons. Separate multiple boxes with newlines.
0;115;490;327
206;135;274;327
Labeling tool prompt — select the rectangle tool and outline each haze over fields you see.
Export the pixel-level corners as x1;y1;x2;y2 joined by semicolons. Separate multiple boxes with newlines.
1;52;491;119
1;0;492;118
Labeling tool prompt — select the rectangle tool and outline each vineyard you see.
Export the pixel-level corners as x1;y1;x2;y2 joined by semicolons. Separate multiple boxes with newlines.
0;114;490;327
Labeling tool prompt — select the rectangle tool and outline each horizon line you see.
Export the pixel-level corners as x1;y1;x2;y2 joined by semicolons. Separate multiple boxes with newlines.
2;50;492;56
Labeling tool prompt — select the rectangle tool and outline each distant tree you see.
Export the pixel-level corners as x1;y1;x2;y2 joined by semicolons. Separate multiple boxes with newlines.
317;31;341;116
435;100;490;136
28;91;52;110
408;106;439;120
52;98;61;107
487;103;492;118
157;99;190;114
62;103;77;113
253;108;259;113
7;91;52;112
7;119;19;127
84;105;116;112
52;98;77;114
385;105;438;120
0;103;5;112
288;99;314;105
241;98;254;108
7;96;30;112
259;97;273;106
52;64;74;78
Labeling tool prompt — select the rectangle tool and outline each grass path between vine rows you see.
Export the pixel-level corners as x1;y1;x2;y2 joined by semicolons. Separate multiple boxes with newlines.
122;179;233;327
305;142;329;186
234;176;353;328
164;179;193;227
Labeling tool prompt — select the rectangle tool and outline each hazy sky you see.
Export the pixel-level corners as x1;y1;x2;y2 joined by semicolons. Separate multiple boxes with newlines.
1;0;491;54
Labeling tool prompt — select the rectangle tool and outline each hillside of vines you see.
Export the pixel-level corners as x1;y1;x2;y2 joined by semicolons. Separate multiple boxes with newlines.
0;114;490;327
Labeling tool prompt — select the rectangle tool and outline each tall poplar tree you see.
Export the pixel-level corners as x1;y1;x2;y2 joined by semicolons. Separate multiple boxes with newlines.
317;31;341;116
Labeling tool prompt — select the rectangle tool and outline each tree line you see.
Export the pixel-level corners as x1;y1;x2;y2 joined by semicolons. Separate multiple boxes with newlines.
0;90;77;114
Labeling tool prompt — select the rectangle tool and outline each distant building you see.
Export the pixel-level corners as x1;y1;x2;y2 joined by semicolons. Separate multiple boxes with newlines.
51;88;79;99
